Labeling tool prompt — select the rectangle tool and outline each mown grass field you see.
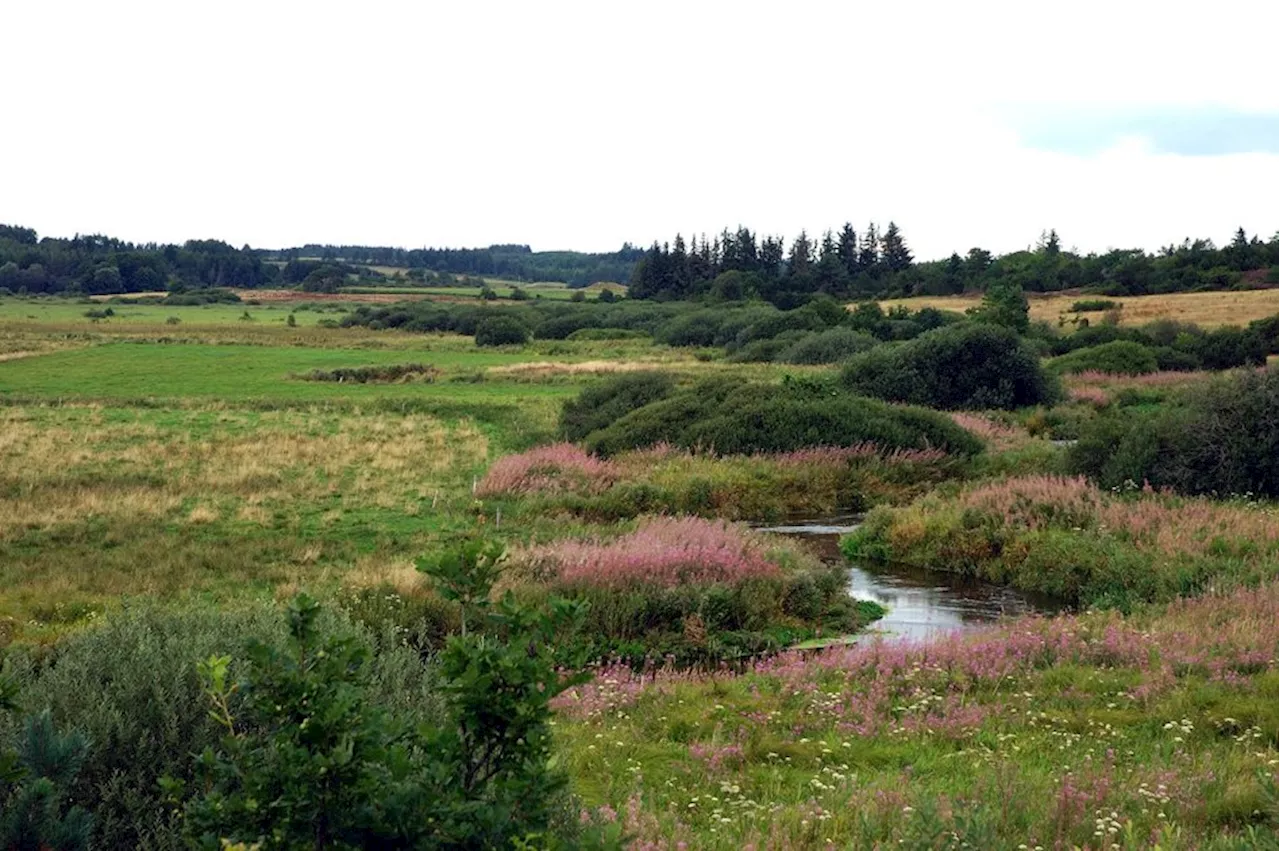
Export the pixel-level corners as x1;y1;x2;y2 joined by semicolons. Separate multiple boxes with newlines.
881;288;1278;328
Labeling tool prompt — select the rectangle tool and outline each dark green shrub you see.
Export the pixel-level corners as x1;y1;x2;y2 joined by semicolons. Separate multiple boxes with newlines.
1067;367;1279;496
474;315;530;347
1047;340;1160;376
0;685;93;851
1151;346;1202;372
726;330;808;363
1193;323;1272;370
560;371;676;442
1070;299;1119;312
777;328;878;364
655;310;726;347
296;363;439;383
565;327;648;341
582;377;982;457
841;323;1056;410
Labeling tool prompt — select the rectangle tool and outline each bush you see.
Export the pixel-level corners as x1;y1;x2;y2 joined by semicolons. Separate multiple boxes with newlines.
1047;340;1160;376
161;288;241;306
1067;367;1279;497
841;323;1057;410
180;574;591;850
776;328;878;364
726;330;809;363
1070;299;1119;312
560;372;676;442
565;327;648;341
0;602;439;850
1150;346;1201;372
581;377;982;458
295;363;440;383
474;314;530;347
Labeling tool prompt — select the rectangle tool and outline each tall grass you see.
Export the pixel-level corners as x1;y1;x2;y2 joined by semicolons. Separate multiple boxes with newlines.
520;516;779;589
551;585;1278;848
843;475;1277;607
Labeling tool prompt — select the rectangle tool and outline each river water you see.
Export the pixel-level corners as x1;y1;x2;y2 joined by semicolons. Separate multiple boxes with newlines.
756;515;1065;643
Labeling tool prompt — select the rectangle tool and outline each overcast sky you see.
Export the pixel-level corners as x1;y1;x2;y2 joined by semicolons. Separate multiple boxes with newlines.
4;1;1277;260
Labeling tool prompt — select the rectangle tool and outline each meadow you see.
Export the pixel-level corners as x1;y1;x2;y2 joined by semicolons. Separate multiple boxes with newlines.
0;289;1274;849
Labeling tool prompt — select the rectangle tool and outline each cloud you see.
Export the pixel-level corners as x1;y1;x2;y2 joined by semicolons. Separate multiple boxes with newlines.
1003;106;1279;156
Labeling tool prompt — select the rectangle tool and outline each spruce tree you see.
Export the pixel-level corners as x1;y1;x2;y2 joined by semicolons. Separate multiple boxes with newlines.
880;221;913;272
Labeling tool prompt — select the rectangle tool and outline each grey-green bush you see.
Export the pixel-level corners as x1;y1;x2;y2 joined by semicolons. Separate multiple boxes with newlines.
777;328;878;364
0;602;439;850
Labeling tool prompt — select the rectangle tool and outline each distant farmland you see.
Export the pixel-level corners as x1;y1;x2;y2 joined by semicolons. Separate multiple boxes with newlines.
880;287;1278;328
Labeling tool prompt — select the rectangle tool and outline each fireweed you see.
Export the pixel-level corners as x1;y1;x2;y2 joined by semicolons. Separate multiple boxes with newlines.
475;442;617;497
552;586;1278;849
508;516;881;666
519;516;780;589
842;474;1277;607
478;441;960;521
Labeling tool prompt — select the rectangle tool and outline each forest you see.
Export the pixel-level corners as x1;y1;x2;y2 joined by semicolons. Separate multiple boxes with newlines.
1;221;1275;303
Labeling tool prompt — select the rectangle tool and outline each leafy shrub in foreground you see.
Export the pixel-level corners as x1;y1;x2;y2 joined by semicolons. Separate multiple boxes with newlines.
841;323;1056;410
0;603;439;851
1047;340;1159;376
176;545;602;849
560;371;676;442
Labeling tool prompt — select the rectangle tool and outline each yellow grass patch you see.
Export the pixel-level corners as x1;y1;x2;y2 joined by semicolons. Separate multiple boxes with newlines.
487;359;665;378
877;288;1278;329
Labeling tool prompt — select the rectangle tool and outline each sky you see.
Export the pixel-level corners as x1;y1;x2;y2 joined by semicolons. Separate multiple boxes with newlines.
3;0;1277;261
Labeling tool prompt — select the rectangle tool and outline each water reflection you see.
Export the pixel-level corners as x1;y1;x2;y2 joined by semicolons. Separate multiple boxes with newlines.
757;517;1066;642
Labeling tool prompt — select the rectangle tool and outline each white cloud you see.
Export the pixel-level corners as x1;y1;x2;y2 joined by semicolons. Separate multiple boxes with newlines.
2;0;1276;258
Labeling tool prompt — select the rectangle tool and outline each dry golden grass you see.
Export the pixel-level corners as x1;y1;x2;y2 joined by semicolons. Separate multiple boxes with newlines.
878;288;1278;329
486;359;670;378
0;318;442;349
0;406;490;615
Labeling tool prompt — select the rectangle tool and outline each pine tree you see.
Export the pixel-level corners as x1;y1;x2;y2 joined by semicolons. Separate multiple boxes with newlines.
880;221;913;272
836;222;859;278
0;704;94;851
788;230;813;277
858;223;880;273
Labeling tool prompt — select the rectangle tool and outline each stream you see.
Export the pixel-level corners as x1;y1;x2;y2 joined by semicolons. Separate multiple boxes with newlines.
756;515;1066;643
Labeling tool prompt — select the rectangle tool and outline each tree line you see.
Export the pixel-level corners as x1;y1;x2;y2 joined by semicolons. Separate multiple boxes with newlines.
628;223;1279;307
265;243;646;287
1;221;1274;300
